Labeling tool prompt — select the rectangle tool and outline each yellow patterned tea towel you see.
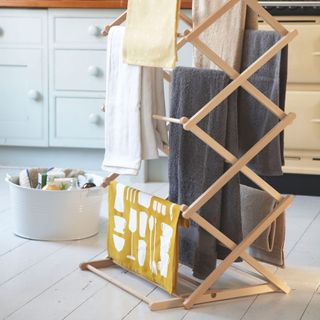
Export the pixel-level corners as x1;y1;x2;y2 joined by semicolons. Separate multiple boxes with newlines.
123;0;180;68
108;181;183;294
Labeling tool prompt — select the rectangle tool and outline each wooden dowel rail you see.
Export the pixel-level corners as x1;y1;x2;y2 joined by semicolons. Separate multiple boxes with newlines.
101;10;127;36
101;10;192;37
101;173;119;188
87;265;153;304
152;115;187;124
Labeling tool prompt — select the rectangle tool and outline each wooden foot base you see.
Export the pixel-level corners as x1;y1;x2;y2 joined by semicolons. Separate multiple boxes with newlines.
80;258;289;311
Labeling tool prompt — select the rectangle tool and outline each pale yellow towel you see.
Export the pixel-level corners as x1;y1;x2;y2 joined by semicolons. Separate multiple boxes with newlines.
123;0;180;68
193;0;258;72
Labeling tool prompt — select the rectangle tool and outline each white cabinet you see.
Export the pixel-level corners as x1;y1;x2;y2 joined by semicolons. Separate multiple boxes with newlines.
0;8;125;149
0;10;48;146
48;9;124;148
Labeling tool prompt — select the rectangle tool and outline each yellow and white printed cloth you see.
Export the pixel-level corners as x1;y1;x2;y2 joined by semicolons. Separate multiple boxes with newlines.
123;0;180;69
107;181;183;294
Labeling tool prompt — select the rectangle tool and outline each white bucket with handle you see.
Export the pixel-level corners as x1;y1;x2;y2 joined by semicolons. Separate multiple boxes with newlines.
6;174;106;241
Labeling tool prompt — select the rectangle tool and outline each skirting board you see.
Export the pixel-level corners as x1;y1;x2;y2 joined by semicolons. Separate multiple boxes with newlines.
0;146;146;183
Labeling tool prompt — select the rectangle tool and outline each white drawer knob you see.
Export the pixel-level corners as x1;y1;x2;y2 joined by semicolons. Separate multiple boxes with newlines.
100;104;106;112
88;65;100;77
89;113;100;124
28;89;40;101
88;25;100;36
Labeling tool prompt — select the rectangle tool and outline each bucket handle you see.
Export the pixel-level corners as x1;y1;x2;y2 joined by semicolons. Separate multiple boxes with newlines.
5;173;12;183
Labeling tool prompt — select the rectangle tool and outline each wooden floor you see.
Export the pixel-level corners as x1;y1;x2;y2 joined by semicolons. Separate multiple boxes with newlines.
0;168;319;320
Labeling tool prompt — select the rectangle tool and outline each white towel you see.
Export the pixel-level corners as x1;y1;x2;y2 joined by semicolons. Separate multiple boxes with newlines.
102;26;168;175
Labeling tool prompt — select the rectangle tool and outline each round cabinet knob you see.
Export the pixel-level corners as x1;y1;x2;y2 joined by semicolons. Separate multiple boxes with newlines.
27;89;40;101
89;113;100;124
100;104;106;112
88;25;100;37
88;65;100;77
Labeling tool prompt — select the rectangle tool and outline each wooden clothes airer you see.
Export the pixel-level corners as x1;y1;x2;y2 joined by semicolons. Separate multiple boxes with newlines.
80;0;298;311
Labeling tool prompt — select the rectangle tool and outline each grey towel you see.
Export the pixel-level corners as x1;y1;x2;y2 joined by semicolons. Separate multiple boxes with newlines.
240;184;285;268
169;66;242;280
238;30;288;176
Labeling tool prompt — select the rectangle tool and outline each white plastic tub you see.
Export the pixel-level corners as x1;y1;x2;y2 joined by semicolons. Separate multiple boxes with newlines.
6;174;106;241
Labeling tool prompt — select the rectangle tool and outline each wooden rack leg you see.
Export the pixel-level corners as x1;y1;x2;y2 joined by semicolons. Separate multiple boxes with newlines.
150;283;278;311
80;258;114;270
101;173;119;188
190;207;291;293
183;196;292;309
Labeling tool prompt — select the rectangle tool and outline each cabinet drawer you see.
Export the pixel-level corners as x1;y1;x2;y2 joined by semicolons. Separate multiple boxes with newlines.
285;91;320;151
54;49;106;92
0;14;43;45
260;22;320;84
53;16;114;45
50;96;105;148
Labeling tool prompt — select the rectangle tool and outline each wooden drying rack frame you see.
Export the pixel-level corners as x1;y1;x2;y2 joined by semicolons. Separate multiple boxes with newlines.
80;0;298;311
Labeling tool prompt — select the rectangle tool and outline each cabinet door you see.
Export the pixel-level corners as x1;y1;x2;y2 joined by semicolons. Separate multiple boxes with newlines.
0;48;48;146
285;91;320;151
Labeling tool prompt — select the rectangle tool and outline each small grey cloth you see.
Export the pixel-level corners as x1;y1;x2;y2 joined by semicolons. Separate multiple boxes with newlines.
169;66;242;280
238;30;288;176
240;184;285;268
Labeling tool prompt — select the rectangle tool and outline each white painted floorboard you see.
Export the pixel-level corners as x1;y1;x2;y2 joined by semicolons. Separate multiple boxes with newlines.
0;169;319;319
